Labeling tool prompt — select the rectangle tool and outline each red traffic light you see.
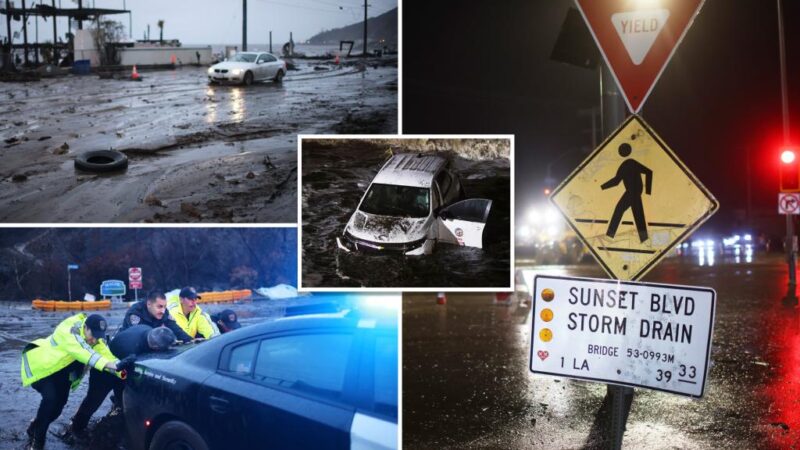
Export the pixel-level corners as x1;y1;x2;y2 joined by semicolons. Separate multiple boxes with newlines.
780;147;800;192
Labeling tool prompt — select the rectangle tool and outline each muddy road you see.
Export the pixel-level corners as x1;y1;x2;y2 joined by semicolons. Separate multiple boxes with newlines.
301;139;510;288
0;58;397;223
0;294;351;450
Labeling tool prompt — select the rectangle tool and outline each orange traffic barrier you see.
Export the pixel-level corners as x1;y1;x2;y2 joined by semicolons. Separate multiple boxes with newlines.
31;300;112;311
197;289;252;304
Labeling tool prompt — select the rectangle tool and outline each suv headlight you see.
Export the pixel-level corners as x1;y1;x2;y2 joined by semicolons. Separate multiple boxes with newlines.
232;69;242;75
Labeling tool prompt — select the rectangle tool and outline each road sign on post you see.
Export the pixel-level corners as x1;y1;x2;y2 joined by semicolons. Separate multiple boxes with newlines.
550;114;718;281
780;193;800;215
530;275;716;398
128;267;143;289
67;264;79;301
100;280;126;298
575;0;706;113
129;267;142;302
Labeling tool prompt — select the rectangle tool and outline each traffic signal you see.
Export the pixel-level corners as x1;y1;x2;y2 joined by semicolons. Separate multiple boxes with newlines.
780;147;799;192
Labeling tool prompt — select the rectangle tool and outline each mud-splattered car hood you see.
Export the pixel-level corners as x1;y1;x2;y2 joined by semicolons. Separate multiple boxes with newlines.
345;211;430;243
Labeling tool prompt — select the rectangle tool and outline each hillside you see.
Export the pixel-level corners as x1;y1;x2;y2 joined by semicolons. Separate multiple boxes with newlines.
307;7;397;49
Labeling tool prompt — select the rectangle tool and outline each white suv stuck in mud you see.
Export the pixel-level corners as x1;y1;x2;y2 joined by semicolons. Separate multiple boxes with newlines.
336;153;492;255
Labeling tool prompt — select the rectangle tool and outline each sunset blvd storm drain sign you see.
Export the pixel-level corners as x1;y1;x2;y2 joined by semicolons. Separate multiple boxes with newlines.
550;115;718;281
529;275;716;398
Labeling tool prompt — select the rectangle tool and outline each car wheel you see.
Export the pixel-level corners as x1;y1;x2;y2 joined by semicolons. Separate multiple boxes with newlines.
74;150;128;173
273;69;284;83
150;421;209;450
243;71;253;86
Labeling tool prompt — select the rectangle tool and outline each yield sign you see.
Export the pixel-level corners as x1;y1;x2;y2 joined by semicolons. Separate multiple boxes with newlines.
575;0;706;113
550;115;718;281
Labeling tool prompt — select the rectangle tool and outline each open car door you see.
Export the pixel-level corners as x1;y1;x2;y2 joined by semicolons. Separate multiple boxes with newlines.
437;199;492;248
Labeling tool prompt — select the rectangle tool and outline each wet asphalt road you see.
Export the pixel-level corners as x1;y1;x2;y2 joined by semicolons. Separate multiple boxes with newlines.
0;295;330;450
301;139;511;288
0;59;397;223
403;252;800;449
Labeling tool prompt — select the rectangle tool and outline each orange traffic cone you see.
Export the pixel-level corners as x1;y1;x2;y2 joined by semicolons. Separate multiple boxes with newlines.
334;54;340;65
436;292;446;305
131;65;140;81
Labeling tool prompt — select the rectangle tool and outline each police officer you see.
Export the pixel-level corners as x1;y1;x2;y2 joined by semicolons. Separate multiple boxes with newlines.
166;287;218;340
121;290;192;343
68;325;176;436
21;313;134;450
210;309;242;334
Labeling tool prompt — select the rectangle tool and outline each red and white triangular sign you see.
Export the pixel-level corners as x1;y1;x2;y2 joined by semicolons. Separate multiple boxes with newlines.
575;0;705;113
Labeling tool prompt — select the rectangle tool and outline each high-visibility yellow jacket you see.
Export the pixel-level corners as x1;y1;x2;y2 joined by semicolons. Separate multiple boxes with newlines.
21;313;118;388
166;293;219;339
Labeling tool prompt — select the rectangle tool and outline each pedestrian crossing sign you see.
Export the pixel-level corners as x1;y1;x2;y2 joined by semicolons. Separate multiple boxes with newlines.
550;114;718;280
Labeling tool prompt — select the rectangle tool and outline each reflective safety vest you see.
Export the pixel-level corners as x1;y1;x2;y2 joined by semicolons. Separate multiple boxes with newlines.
21;313;118;388
166;293;219;339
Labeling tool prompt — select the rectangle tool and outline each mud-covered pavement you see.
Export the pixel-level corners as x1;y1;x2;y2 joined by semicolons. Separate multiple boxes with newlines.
0;294;344;450
403;252;800;449
0;58;397;223
301;139;510;288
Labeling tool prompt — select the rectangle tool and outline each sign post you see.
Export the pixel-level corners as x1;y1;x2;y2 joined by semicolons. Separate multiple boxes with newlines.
67;264;78;301
128;267;143;302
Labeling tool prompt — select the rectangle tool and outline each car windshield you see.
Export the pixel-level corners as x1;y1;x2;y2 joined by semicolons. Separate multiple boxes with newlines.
231;53;257;62
359;183;430;218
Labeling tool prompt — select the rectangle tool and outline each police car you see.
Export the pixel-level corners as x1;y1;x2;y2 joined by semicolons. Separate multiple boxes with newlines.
336;153;492;255
123;304;398;450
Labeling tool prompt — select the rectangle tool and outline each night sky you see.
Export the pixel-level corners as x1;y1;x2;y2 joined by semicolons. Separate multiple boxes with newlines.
403;0;800;236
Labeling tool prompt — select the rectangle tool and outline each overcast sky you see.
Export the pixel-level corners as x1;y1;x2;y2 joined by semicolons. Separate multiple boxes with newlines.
4;0;397;45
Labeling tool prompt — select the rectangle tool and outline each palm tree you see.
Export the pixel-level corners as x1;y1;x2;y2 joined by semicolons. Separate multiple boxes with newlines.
157;20;164;44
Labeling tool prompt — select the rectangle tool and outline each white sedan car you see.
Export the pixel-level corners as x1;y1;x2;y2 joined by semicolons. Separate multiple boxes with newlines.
207;52;286;86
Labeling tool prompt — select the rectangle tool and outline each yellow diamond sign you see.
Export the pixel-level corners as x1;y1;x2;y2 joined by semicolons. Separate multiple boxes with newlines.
550;115;718;280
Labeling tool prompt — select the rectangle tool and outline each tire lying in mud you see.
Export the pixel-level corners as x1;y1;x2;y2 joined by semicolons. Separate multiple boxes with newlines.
74;150;128;172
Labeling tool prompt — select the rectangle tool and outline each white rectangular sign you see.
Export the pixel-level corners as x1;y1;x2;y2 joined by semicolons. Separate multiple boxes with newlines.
530;275;715;398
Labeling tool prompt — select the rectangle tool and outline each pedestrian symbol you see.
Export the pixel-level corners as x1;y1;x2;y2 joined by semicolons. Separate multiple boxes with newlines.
550;115;718;280
601;143;653;243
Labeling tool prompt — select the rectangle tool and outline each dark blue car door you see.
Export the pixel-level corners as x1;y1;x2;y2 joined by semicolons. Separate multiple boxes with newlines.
197;330;360;449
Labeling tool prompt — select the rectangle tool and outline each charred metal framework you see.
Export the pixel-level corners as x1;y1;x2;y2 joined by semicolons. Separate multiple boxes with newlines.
1;0;128;67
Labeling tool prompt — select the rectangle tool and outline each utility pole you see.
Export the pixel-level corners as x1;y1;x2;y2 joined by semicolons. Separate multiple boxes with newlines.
269;30;272;53
242;0;247;52
5;0;12;69
778;0;797;306
123;0;131;38
21;0;28;65
77;0;82;29
362;0;368;56
51;0;57;60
